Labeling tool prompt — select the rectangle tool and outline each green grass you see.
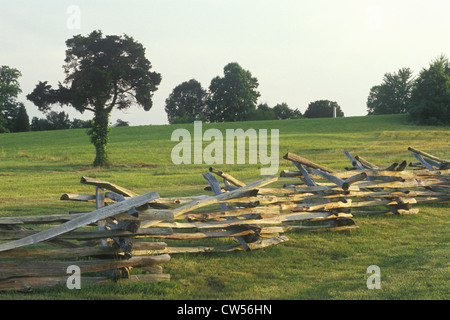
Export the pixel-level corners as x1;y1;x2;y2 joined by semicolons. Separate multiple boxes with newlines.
0;114;449;300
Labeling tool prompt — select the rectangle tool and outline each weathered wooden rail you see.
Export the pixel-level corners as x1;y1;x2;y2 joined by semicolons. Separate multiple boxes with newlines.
0;147;447;292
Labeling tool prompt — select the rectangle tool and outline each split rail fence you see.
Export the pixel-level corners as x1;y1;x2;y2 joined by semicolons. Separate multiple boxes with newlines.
0;147;448;291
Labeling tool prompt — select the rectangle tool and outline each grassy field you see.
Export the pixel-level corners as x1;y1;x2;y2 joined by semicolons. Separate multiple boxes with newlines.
0;114;449;300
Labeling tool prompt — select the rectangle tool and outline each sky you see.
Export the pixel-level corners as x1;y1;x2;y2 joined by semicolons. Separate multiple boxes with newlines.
1;0;449;126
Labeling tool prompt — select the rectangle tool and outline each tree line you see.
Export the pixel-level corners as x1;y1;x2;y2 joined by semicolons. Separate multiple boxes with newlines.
30;111;128;131
0;66;129;133
366;54;450;125
164;63;344;124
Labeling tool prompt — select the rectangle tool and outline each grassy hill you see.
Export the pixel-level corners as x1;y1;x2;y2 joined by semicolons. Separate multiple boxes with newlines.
0;114;449;299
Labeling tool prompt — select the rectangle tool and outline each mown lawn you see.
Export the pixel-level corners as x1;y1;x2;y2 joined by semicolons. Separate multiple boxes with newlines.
0;114;449;300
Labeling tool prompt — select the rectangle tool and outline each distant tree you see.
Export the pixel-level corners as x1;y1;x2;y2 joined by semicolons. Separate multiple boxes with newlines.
292;109;302;119
30;117;50;131
30;117;45;131
0;66;24;133
31;116;93;131
14;105;30;132
46;111;71;130
26;30;161;166
366;85;388;114
165;79;208;124
207;62;260;122
248;103;277;121
409;55;450;125
256;103;273;115
113;119;129;127
367;68;414;115
71;118;92;129
304;100;344;118
273;103;302;120
248;102;302;121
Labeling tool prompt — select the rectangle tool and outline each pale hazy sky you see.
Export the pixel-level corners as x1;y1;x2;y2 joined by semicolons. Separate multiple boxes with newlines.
1;0;449;126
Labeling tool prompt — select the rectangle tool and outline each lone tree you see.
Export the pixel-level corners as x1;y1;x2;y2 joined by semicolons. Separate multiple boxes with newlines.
165;79;208;124
27;30;161;166
304;100;344;118
367;67;414;115
207;62;260;122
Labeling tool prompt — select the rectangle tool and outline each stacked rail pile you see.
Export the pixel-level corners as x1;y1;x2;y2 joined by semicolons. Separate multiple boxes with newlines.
0;175;290;292
281;147;449;216
59;173;359;256
0;171;356;291
0;187;172;292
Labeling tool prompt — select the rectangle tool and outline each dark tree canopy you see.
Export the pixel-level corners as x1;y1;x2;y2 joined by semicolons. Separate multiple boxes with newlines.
304;100;344;118
409;55;450;125
46;111;71;130
165;79;208;124
207;62;260;122
242;102;302;121
14;105;30;132
273;103;302;120
30;117;51;131
27;30;161;166
31;112;92;131
30;111;71;131
71;118;92;129
367;68;414;115
113;119;130;127
249;103;277;120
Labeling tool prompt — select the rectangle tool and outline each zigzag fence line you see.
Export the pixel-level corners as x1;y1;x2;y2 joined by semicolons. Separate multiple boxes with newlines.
0;147;447;291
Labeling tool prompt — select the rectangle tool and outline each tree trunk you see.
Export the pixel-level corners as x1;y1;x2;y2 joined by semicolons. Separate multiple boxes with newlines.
89;109;111;167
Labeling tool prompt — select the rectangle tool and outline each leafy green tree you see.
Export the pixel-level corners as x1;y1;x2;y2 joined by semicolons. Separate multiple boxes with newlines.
304;100;344;118
165;79;208;124
46;111;71;130
207;62;260;122
273;102;302;120
30;117;51;131
249;103;301;121
0;66;24;133
26;30;161;166
14;105;30;132
366;85;388;114
30;111;71;131
367;68;414;115
409;55;450;125
292;109;302;119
